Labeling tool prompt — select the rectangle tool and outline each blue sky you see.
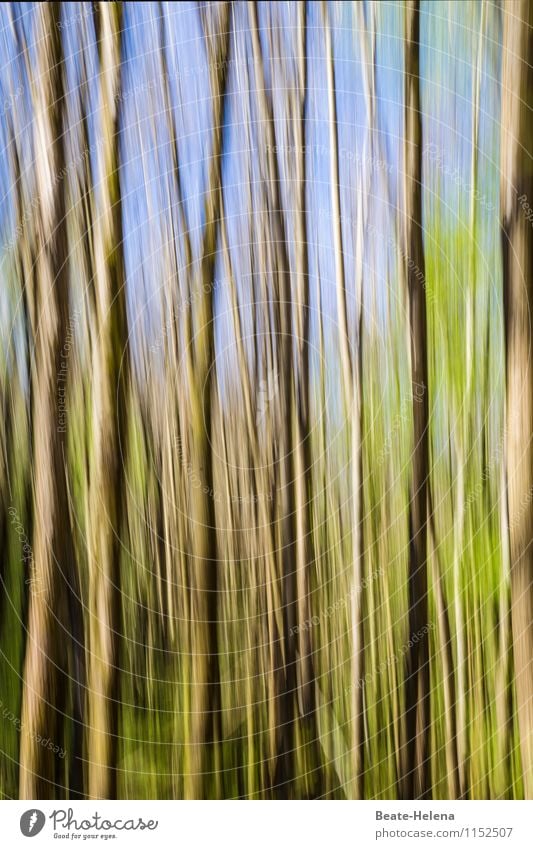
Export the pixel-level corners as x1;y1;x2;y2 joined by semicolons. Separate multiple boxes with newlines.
0;1;503;442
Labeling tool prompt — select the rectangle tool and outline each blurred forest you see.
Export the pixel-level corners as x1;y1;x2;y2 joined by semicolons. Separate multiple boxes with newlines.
0;0;532;800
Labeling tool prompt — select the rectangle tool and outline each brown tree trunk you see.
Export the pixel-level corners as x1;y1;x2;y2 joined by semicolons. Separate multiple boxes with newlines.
501;0;533;800
19;2;80;799
247;2;297;795
401;0;431;801
86;2;128;799
323;0;365;799
183;3;231;799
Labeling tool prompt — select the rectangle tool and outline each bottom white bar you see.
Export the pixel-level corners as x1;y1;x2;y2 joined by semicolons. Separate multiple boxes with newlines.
3;800;532;848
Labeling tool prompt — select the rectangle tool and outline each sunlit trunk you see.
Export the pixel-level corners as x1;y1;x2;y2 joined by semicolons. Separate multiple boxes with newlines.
324;0;365;799
183;3;230;799
85;2;129;799
501;0;533;800
19;2;77;799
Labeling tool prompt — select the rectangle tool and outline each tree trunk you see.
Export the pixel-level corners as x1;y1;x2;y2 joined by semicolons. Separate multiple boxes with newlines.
183;3;230;799
86;2;129;799
401;0;431;801
501;0;533;800
323;0;365;798
19;2;79;799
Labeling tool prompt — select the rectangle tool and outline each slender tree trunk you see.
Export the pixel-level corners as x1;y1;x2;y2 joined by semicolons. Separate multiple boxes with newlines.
86;2;128;799
19;2;78;799
293;0;314;726
323;1;365;798
248;2;297;795
501;0;533;800
291;2;324;797
401;0;431;800
183;3;230;799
